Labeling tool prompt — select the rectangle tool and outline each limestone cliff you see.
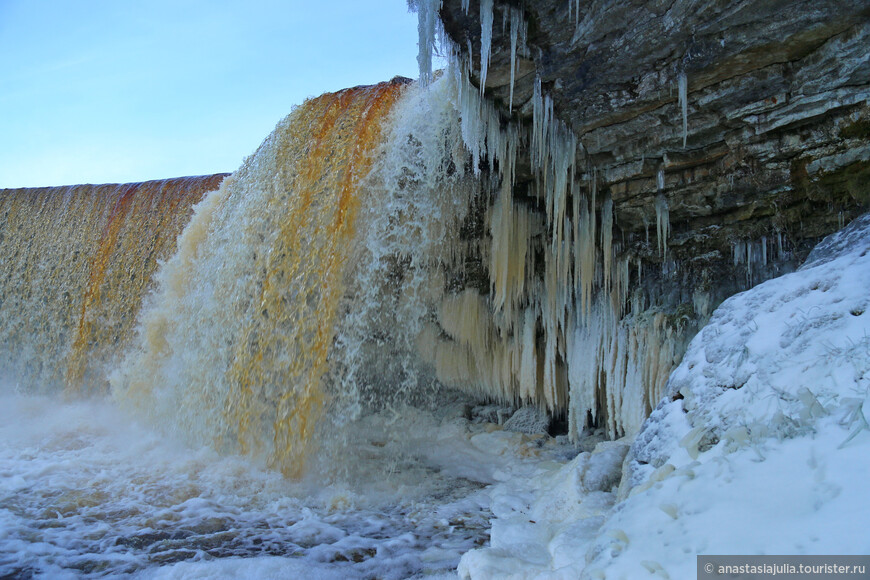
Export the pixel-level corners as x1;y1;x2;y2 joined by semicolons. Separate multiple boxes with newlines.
442;0;869;296
419;0;869;435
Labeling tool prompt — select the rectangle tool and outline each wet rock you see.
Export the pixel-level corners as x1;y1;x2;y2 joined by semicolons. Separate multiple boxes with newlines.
438;0;869;308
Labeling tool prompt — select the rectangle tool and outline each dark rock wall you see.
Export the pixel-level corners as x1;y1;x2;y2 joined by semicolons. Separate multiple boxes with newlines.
439;0;869;320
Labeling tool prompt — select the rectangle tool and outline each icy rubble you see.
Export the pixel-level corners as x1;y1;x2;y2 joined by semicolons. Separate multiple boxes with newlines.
459;213;870;578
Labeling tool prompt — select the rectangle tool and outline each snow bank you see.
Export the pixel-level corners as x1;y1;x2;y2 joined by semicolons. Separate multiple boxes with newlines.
460;214;870;579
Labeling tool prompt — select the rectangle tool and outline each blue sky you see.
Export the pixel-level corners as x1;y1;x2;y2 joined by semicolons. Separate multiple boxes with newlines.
0;0;423;188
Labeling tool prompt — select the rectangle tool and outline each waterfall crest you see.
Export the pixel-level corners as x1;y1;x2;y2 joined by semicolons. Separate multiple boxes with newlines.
112;81;412;477
0;175;226;392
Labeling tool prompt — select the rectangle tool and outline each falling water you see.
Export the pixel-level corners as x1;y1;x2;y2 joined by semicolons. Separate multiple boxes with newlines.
0;175;227;393
0;75;508;578
0;48;695;576
111;80;411;477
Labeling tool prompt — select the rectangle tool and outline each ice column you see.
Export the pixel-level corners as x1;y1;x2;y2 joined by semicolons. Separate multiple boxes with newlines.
678;72;688;148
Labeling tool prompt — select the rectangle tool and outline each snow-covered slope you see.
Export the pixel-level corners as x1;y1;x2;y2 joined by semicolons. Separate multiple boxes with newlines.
460;214;870;579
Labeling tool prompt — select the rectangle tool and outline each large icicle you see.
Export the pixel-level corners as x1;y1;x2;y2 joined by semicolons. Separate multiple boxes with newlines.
411;0;443;86
655;193;670;259
678;72;688;148
507;7;526;111
479;0;494;96
519;307;538;400
601;195;613;296
575;171;598;319
489;194;537;328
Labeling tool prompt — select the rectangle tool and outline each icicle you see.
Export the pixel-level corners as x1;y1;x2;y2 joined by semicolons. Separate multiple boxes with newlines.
461;0;470;14
412;0;443;86
732;240;742;266
568;0;582;28
572;176;581;301
578;170;598;319
656;167;665;191
655;193;669;259
479;0;494;96
519;307;538;400
542;322;558;410
610;256;630;317
678;72;688;148
489;183;536;329
531;76;546;171
508;9;519;111
746;242;754;282
601;195;613;296
692;290;711;319
456;54;484;173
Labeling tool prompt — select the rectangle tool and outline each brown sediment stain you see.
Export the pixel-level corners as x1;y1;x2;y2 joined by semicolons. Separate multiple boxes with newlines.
0;175;227;392
2;80;406;477
222;81;406;476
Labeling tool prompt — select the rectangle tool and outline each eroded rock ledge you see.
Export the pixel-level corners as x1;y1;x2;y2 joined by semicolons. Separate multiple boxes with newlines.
439;0;870;306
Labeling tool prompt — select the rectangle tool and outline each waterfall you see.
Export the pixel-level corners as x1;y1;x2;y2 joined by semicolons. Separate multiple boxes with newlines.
0;175;226;393
0;73;478;480
1;60;687;480
109;81;410;477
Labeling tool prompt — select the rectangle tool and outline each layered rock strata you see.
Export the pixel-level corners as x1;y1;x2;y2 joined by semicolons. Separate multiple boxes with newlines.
419;0;869;435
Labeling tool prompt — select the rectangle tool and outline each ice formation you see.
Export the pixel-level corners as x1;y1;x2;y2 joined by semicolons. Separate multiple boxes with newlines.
410;0;443;86
731;235;785;285
459;214;870;579
655;192;669;259
678;71;688;147
403;5;692;440
506;7;527;111
479;0;494;95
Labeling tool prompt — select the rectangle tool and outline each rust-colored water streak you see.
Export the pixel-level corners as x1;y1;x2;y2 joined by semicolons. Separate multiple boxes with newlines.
229;83;405;475
114;80;407;477
0;175;227;392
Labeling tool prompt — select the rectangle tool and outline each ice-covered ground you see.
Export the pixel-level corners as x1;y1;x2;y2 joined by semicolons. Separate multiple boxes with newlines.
460;215;870;579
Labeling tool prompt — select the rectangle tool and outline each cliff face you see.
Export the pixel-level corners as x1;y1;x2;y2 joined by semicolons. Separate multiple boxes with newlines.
439;0;870;307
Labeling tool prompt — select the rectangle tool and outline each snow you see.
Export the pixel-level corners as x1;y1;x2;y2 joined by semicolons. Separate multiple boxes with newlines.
458;213;870;578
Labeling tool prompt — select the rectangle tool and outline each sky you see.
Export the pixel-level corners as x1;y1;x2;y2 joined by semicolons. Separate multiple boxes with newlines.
0;0;424;188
